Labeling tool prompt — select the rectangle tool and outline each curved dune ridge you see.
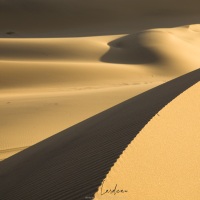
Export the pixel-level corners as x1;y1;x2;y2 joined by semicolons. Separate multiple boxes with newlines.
2;24;200;92
1;24;200;160
102;25;200;70
0;69;199;200
1;25;200;66
94;81;200;200
0;1;200;199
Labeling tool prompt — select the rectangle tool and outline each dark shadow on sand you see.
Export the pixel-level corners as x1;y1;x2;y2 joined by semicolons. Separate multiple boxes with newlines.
101;33;161;65
0;69;199;200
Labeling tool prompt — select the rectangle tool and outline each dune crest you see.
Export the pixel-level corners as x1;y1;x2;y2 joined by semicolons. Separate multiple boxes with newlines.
188;24;200;32
0;69;199;200
0;1;200;199
1;25;200;160
94;82;200;200
101;25;200;75
0;0;200;161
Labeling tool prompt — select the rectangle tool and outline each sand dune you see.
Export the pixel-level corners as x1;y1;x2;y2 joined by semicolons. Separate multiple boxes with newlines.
0;37;108;61
0;0;200;199
1;28;200;160
0;0;200;183
1;23;200;160
0;83;160;161
94;81;200;200
102;25;200;73
0;69;199;199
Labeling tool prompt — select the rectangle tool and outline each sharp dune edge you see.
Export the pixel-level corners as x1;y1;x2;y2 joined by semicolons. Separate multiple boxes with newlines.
0;69;199;200
0;0;200;199
94;81;200;200
1;23;200;160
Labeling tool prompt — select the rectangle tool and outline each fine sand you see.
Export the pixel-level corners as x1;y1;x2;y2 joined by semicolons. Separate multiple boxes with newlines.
94;81;200;200
0;69;199;200
0;0;200;177
1;1;200;199
1;25;200;160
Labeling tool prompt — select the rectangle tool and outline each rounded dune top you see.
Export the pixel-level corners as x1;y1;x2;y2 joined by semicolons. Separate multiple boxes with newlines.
94;82;200;200
101;25;200;74
188;24;200;32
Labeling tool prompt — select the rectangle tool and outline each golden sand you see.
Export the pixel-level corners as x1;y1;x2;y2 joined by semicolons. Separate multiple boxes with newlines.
94;82;200;200
0;1;200;160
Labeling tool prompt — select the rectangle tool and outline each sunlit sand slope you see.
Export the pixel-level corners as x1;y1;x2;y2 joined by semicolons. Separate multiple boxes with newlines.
95;82;200;200
0;69;199;200
1;25;200;160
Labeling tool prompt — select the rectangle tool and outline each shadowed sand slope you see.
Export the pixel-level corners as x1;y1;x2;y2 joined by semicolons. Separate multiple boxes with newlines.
0;69;199;200
94;82;200;200
0;83;161;161
101;25;200;73
3;24;200;160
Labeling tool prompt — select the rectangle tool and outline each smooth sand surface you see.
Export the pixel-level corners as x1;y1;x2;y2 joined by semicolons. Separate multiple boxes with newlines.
1;26;200;160
0;1;200;160
94;81;200;200
0;70;199;200
0;83;160;160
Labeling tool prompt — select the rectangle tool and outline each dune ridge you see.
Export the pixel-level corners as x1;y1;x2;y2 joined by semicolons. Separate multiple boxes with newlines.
0;82;161;161
0;1;200;199
94;81;200;200
3;24;200;160
1;24;200;160
0;69;199;200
